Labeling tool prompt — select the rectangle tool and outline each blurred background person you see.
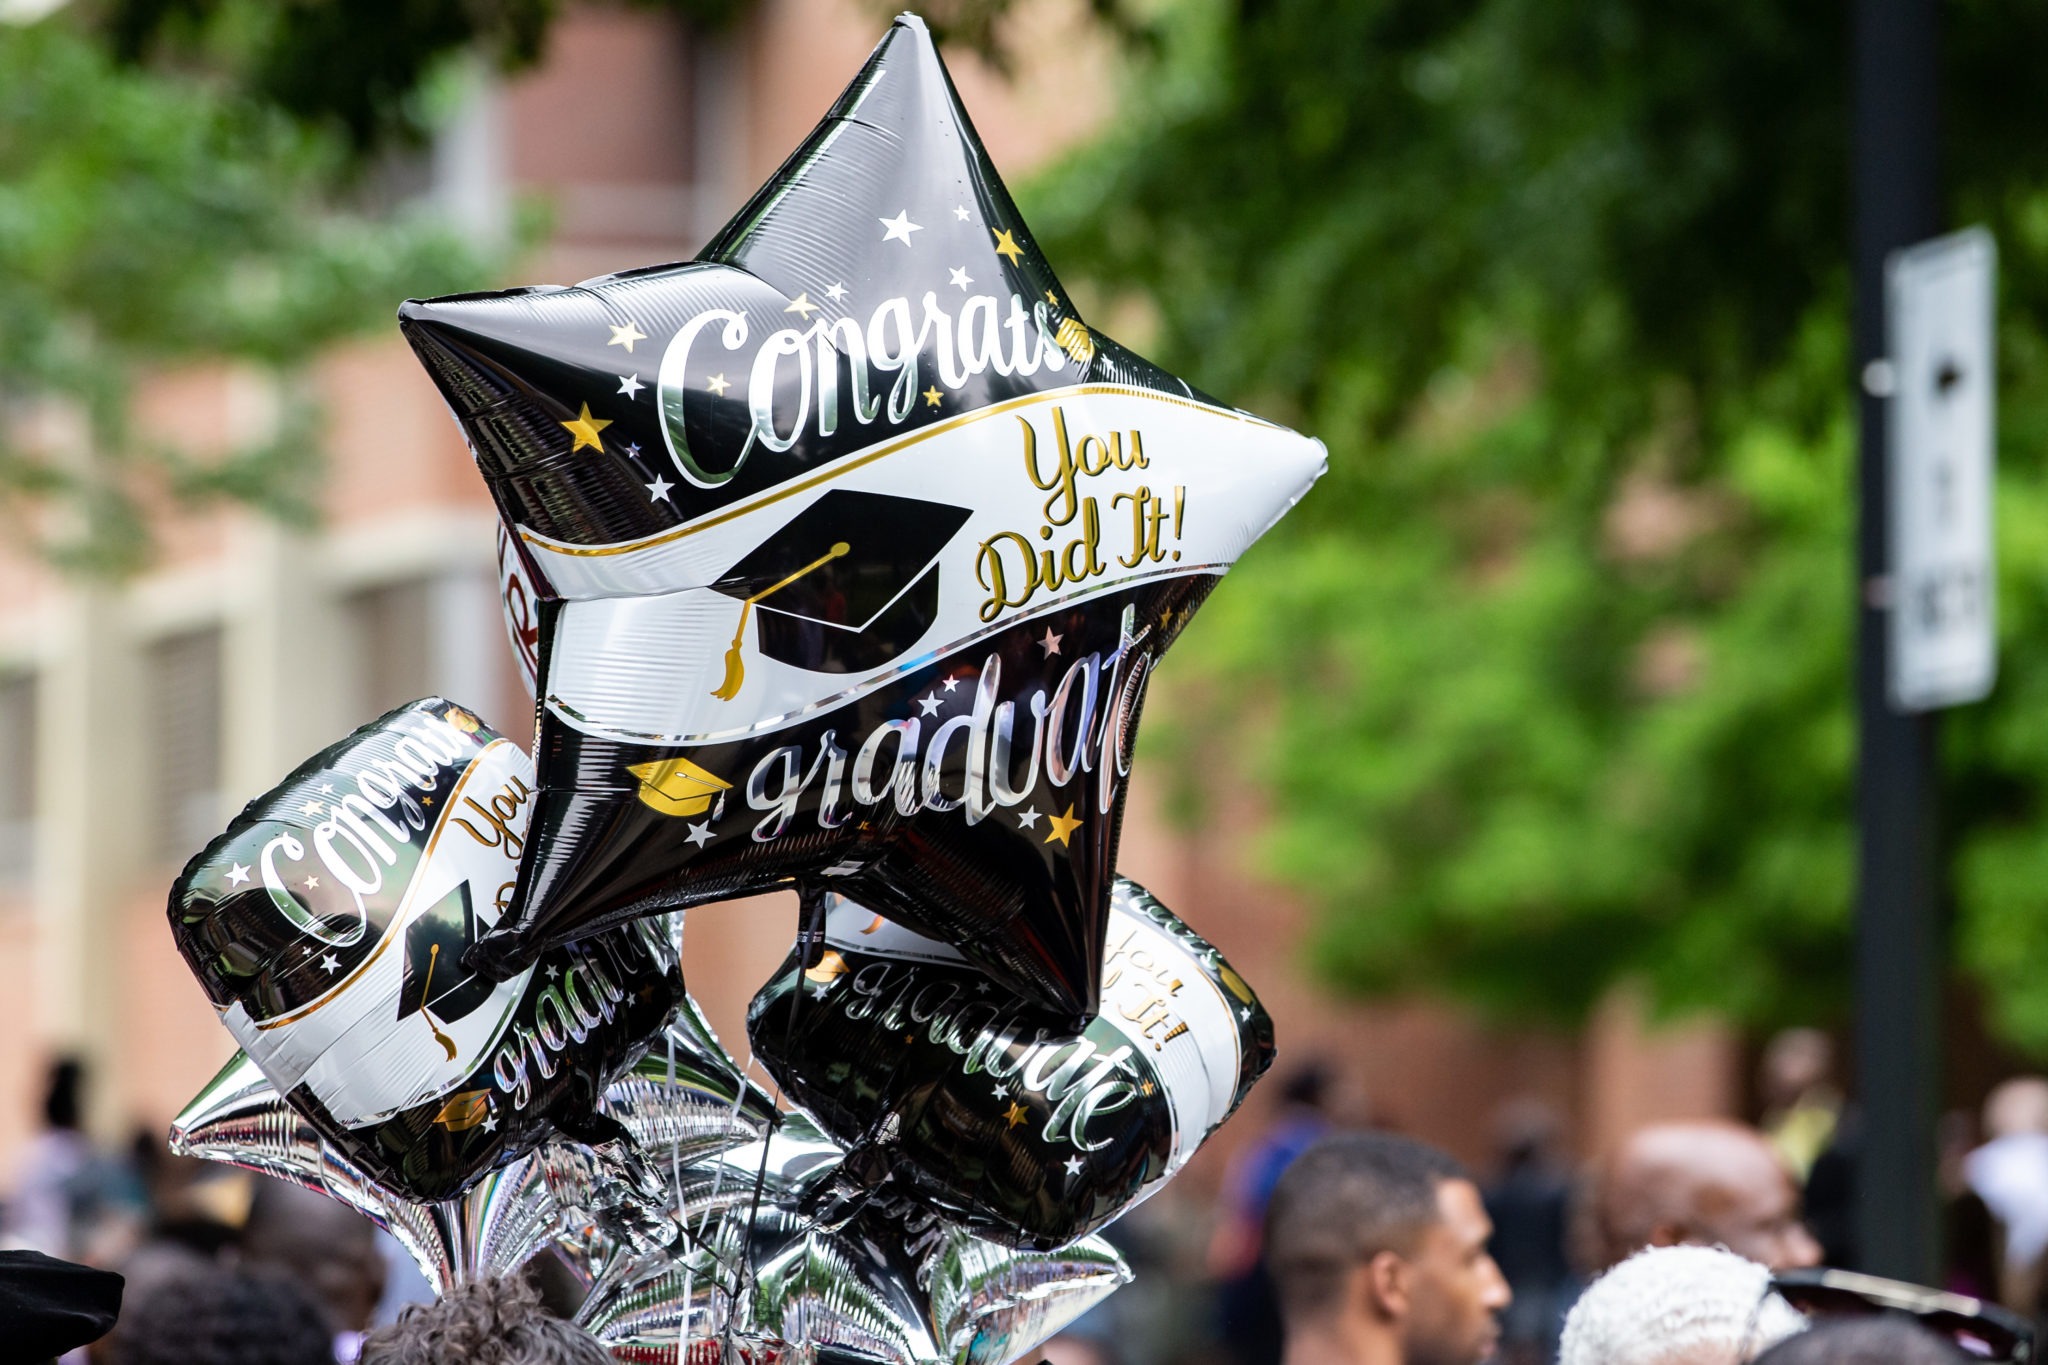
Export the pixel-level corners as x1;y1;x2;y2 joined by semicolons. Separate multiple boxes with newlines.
1750;1319;1966;1364
239;1181;388;1363
1587;1120;1822;1272
1558;1245;1804;1365
1265;1131;1510;1365
1965;1076;2048;1311
1210;1060;1349;1365
1482;1099;1574;1365
1759;1030;1842;1185
110;1263;335;1365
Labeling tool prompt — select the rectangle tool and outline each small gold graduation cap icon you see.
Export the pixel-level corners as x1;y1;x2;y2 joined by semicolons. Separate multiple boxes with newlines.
626;756;732;818
804;949;849;984
709;489;972;700
432;1090;492;1131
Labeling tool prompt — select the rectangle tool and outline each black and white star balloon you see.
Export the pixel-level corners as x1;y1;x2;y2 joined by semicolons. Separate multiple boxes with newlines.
402;15;1322;1023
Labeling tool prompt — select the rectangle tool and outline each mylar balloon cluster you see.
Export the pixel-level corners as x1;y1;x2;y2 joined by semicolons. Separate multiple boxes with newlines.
163;13;1307;1358
404;13;1324;1020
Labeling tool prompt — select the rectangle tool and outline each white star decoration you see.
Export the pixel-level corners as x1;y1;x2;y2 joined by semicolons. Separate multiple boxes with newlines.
953;205;971;221
941;676;960;692
1016;807;1041;830
992;1084;1010;1100
617;374;644;398
916;693;942;717
879;210;922;245
1064;1155;1085;1177
319;953;340;973
824;281;848;302
482;1114;499;1133
546;964;560;981
303;876;320;891
975;981;991;994
1038;628;1063;657
607;321;647;351
948;266;973;291
645;475;674;503
685;821;715;848
226;863;251;887
302;800;325;815
318;783;335;795
625;442;642;459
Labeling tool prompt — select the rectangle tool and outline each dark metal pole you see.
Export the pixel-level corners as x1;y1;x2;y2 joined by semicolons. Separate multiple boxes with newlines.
1852;0;1942;1285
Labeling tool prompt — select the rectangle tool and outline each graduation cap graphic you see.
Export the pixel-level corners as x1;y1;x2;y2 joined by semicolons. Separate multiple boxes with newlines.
397;883;495;1058
710;489;971;698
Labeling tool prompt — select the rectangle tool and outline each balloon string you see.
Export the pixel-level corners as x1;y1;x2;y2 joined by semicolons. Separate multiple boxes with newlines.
710;542;849;701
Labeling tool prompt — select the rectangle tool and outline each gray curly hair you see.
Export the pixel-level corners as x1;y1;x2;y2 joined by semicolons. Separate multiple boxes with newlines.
358;1274;610;1365
1560;1245;1807;1365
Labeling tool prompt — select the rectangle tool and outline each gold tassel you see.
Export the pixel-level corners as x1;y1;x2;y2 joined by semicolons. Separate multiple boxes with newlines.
712;602;754;700
420;943;458;1060
710;540;851;701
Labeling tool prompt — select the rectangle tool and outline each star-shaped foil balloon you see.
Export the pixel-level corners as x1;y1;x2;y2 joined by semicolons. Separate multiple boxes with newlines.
400;14;1325;1020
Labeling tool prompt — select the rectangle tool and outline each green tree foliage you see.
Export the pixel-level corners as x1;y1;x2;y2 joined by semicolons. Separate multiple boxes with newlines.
0;15;489;573
1028;0;2048;1045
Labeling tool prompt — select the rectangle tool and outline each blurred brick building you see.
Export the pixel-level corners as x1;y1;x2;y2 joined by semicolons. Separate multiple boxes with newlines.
0;0;1736;1203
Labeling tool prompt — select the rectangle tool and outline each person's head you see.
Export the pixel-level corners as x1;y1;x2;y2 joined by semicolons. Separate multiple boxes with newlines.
240;1180;386;1336
110;1264;333;1365
43;1058;84;1132
1592;1121;1821;1271
360;1274;611;1365
1266;1132;1510;1365
1750;1318;1966;1364
1559;1245;1806;1365
1760;1031;1834;1110
1982;1076;2048;1140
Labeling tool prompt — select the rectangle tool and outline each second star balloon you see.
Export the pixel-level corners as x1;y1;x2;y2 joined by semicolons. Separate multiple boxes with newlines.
398;15;1325;1022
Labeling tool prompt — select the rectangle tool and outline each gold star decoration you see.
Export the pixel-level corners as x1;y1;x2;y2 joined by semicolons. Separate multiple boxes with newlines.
991;227;1025;265
785;292;819;319
1044;803;1083;847
922;385;944;408
607;321;647;352
1004;1101;1029;1129
707;373;730;396
1045;289;1059;305
561;402;613;453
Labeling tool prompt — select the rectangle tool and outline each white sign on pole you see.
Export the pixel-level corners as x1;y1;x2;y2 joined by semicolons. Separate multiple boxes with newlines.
1885;227;1997;713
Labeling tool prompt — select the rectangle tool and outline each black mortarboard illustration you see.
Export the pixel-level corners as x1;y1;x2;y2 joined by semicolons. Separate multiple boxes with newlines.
396;883;493;1056
710;488;971;697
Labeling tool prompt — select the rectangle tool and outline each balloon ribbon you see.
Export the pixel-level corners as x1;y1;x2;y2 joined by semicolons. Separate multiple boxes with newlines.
712;541;850;700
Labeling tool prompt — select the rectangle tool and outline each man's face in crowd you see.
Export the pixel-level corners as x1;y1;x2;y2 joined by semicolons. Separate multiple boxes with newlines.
1688;1141;1822;1272
1400;1178;1511;1365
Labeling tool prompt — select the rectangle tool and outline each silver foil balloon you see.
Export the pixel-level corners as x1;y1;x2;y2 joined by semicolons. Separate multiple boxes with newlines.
545;993;784;1267
171;1051;562;1294
577;1119;1129;1365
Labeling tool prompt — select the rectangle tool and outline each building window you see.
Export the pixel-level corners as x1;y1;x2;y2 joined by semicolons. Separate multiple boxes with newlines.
150;628;223;862
348;579;435;722
345;569;510;734
0;672;34;885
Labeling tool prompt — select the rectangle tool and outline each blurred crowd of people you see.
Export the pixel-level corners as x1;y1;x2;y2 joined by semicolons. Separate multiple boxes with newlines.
5;1035;2048;1364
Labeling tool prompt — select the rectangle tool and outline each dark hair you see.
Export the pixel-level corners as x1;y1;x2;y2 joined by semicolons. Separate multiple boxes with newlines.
44;1058;83;1131
1752;1319;1968;1364
361;1274;612;1365
111;1265;334;1365
1279;1061;1334;1111
1265;1131;1470;1323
